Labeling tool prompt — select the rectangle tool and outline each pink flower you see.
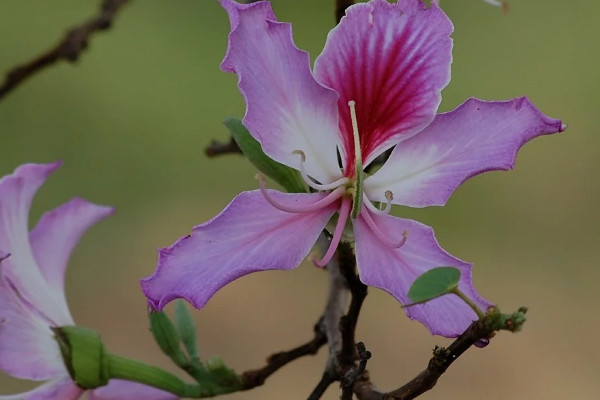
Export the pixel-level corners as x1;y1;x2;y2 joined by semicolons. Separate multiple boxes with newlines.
0;163;176;400
141;0;564;337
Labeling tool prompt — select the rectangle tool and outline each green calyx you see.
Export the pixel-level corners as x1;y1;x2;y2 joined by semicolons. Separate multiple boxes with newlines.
53;326;109;389
53;322;242;398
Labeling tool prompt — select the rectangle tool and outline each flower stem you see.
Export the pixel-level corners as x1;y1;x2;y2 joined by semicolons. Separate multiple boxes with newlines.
106;353;237;398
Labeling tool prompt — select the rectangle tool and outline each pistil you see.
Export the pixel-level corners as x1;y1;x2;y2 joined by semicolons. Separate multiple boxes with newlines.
348;100;364;219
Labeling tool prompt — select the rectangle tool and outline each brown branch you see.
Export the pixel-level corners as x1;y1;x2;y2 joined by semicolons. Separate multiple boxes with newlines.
341;342;371;400
308;370;338;400
336;0;355;23
204;137;242;158
352;307;528;400
240;318;327;390
337;242;367;369
0;0;130;101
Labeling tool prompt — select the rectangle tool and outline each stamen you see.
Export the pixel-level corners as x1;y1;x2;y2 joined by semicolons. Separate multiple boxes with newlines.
348;100;364;219
314;197;352;267
361;207;408;248
364;191;393;215
257;174;345;213
293;150;349;191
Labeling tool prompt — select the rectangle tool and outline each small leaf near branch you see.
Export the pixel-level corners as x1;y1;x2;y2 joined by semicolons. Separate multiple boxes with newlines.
405;267;461;306
224;118;306;193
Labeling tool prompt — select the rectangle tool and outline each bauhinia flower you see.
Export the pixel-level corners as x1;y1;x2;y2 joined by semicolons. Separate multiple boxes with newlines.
141;0;564;337
0;162;176;400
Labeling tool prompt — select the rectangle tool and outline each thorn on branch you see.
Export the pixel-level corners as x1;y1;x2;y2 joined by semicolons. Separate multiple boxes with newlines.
0;0;129;101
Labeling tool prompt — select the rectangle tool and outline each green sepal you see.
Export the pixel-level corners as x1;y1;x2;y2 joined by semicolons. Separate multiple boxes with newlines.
174;300;199;360
224;117;306;193
405;267;461;306
149;311;188;368
52;326;109;389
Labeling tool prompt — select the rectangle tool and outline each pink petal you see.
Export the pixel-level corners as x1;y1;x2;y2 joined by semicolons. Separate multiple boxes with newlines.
353;210;492;337
29;198;114;323
220;0;343;184
0;262;66;380
365;97;565;207
0;377;83;400
314;0;452;173
0;162;73;324
88;380;177;400
141;190;337;310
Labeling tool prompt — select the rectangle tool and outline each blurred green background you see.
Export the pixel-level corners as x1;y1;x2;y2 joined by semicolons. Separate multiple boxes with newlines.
0;0;597;398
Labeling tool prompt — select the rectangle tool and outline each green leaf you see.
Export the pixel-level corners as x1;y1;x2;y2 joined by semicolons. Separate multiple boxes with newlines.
224;118;306;193
174;300;199;360
406;267;461;305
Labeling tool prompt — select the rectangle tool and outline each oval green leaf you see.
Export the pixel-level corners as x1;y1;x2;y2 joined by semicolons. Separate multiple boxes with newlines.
407;267;461;305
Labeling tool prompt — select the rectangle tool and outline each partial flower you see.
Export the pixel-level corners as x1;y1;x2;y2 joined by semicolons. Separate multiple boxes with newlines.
141;0;564;337
433;0;507;9
0;162;176;400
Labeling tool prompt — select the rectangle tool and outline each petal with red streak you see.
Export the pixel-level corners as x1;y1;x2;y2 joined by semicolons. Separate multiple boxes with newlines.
314;0;453;171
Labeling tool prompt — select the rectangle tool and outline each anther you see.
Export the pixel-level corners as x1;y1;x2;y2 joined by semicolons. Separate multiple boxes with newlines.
363;190;394;215
292;149;306;162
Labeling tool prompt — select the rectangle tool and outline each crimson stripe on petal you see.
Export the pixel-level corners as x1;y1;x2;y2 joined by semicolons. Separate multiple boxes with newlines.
314;0;453;173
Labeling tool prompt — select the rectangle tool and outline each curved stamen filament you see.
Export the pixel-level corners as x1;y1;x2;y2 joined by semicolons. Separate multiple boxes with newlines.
314;196;352;267
361;206;408;248
292;150;349;191
257;174;345;213
364;191;393;215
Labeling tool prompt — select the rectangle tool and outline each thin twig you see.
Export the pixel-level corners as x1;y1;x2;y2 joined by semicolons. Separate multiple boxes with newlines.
353;307;528;400
240;318;327;390
0;0;129;101
204;137;242;158
336;0;355;23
